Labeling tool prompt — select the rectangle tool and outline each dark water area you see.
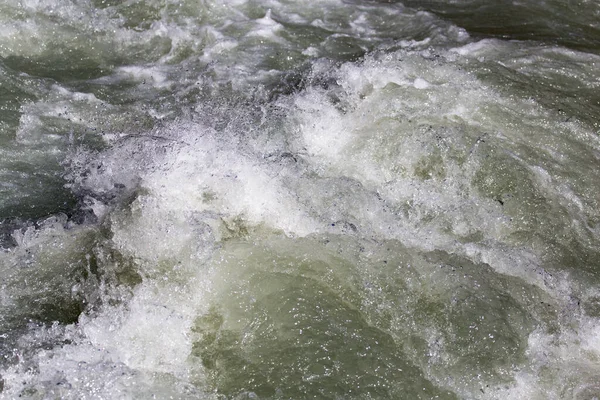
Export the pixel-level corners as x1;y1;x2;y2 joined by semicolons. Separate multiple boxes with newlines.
397;0;600;52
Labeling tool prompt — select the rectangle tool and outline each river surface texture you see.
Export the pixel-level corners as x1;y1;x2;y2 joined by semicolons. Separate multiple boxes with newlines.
1;1;600;399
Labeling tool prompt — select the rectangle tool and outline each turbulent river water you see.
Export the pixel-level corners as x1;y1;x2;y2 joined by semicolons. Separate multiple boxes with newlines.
1;0;600;399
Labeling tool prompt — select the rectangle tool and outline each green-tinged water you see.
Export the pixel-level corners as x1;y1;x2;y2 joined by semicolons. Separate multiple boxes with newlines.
1;1;599;399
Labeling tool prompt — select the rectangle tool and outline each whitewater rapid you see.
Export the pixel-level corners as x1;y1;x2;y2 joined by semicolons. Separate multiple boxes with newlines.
1;1;600;399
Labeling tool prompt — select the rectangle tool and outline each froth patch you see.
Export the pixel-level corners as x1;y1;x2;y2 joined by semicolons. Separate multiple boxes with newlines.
247;9;284;39
69;124;320;240
413;77;430;89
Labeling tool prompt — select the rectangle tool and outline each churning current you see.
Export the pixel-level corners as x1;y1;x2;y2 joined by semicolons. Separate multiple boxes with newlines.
1;0;600;399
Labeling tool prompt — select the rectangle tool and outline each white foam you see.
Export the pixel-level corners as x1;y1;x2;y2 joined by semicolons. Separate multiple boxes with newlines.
413;77;430;89
450;38;500;56
486;317;600;400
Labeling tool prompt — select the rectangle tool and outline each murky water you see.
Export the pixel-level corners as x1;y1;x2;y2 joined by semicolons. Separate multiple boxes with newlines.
1;1;599;399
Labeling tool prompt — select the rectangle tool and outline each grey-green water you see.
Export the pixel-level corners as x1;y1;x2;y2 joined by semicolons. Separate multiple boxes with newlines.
1;1;599;399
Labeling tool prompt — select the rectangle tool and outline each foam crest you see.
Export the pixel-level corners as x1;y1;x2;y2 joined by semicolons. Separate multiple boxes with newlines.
292;44;600;269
